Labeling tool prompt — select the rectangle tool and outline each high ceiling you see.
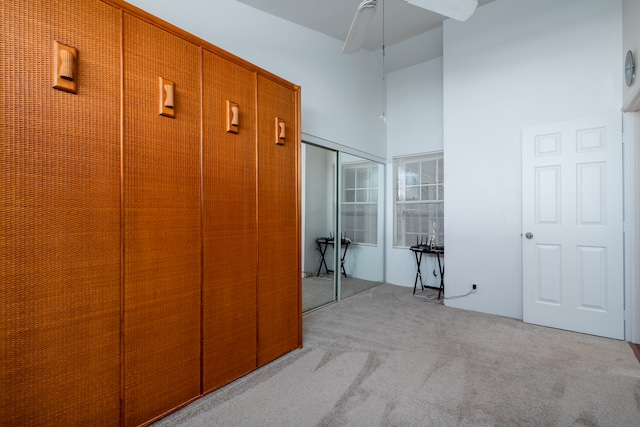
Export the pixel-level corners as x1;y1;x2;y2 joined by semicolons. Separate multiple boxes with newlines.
236;0;495;70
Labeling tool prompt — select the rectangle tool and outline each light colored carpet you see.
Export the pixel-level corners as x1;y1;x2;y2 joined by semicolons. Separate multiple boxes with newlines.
154;283;640;426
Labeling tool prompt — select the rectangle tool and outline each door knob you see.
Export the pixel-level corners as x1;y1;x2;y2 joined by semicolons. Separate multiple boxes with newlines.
525;232;533;239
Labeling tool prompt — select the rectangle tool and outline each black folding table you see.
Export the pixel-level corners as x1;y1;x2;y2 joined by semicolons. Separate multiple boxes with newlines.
410;244;444;299
316;236;351;278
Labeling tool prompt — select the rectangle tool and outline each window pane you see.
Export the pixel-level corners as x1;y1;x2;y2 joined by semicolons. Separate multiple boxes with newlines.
369;208;377;227
406;218;418;234
437;158;444;182
344;189;355;202
421;185;436;201
344;168;355;188
421;160;436;185
395;207;405;244
438;184;444;201
370;167;378;186
356;167;369;188
406;187;419;201
405;162;420;185
356;189;368;203
421;218;431;237
343;210;355;227
354;204;364;228
370;189;378;203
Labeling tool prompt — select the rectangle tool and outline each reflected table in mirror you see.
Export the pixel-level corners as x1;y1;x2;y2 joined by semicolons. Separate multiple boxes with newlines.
316;235;351;278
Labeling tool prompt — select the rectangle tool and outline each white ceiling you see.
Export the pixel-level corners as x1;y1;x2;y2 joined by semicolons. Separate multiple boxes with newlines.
236;0;494;70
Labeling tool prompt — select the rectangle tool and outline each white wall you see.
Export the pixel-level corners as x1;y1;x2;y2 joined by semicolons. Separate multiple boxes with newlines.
124;0;386;159
443;0;622;319
385;58;444;288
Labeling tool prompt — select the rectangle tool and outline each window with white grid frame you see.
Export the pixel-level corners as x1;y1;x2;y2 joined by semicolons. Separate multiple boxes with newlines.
341;161;378;245
393;152;443;248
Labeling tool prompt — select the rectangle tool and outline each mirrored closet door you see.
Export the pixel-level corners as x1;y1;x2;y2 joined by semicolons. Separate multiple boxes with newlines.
337;152;384;299
302;144;385;312
302;143;338;311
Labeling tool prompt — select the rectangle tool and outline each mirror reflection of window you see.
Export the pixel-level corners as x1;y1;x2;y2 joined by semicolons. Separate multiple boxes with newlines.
337;152;384;301
341;160;378;245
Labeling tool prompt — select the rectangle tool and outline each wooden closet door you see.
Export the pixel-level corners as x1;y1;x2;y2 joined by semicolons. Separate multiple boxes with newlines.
122;14;202;426
256;76;302;366
201;51;258;392
0;1;121;425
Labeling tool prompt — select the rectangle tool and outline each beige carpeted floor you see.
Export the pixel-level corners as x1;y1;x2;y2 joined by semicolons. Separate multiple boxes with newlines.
154;283;640;426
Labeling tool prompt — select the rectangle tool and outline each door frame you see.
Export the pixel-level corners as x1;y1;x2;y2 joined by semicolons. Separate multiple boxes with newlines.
623;112;639;344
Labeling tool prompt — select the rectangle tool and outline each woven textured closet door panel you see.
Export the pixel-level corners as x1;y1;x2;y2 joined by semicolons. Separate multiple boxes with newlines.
122;14;201;426
1;1;121;426
201;51;258;393
256;76;301;366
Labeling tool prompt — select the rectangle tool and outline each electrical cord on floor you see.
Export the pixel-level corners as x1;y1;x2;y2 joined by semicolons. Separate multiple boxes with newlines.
442;289;476;299
413;292;441;301
414;288;477;301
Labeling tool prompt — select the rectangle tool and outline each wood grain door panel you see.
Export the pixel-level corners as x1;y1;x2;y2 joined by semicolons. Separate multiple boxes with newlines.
1;1;121;425
202;50;258;392
123;13;202;426
256;76;301;366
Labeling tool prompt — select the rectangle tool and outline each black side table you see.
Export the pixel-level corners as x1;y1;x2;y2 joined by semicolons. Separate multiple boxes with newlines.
316;236;351;277
410;245;444;299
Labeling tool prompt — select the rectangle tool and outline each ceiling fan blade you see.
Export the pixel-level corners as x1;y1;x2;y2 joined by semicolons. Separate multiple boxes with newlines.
403;0;478;22
342;0;378;54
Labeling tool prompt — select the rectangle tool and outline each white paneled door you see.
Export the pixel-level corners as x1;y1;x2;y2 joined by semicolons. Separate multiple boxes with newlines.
522;115;624;339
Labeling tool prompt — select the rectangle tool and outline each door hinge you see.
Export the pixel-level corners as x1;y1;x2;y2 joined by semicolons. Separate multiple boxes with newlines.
624;310;630;321
623;221;630;233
